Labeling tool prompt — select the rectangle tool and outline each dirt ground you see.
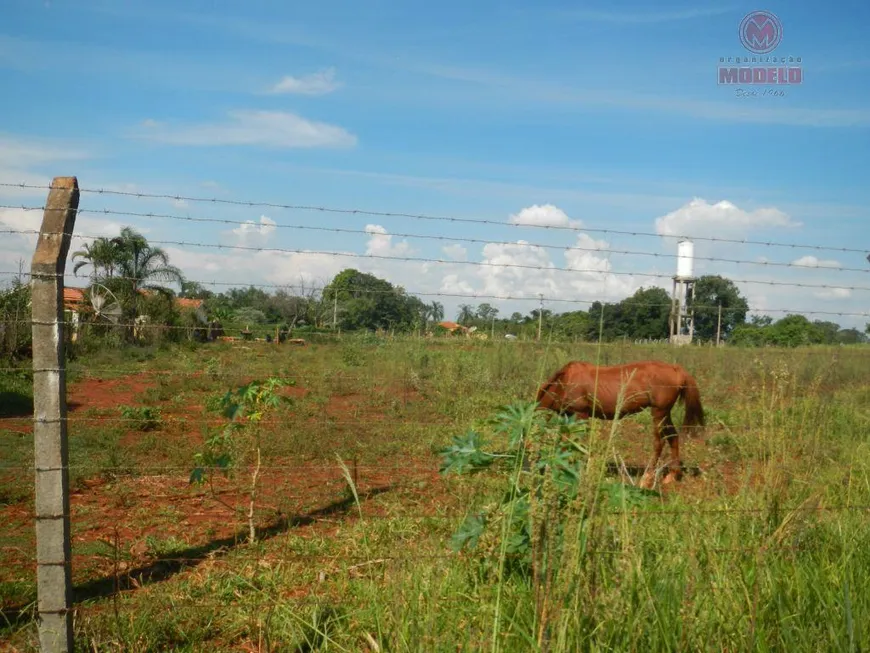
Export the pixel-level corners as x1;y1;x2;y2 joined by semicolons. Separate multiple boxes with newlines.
0;369;733;612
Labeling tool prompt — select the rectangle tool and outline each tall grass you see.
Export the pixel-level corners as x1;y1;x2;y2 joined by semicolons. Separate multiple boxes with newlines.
2;336;869;651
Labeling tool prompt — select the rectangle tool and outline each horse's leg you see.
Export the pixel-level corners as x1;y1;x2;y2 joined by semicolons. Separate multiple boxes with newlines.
640;408;667;489
659;410;682;485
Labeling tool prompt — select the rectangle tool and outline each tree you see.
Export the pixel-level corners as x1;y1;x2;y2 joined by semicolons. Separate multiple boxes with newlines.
110;227;185;298
234;307;268;326
99;227;185;318
476;303;499;322
812;320;841;345
428;301;445;325
691;275;749;341
457;304;475;326
836;328;867;345
729;323;768;347
616;286;671;340
0;273;32;359
179;280;214;300
551;310;593;341
764;314;826;347
71;237;122;281
323;268;423;331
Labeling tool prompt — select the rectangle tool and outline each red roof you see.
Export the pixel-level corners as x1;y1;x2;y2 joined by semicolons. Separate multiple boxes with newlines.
176;297;204;310
437;321;468;331
62;286;203;312
63;287;86;310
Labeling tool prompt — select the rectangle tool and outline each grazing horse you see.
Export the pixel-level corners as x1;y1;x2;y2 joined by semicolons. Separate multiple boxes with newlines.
536;360;705;489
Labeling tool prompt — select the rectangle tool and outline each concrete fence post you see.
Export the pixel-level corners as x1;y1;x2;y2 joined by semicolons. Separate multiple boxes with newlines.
30;176;79;652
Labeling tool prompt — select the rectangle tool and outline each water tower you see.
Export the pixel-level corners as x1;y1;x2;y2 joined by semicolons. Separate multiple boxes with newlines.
669;239;696;345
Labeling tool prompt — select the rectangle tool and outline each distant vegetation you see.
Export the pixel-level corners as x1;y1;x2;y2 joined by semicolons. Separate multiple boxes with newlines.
1;225;868;361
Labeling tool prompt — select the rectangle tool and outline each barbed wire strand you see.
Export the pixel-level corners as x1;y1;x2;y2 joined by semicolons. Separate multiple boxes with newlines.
3;180;868;256
3;229;870;295
4;203;870;275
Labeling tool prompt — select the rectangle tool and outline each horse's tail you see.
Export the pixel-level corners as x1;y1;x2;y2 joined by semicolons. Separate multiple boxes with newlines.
680;370;705;436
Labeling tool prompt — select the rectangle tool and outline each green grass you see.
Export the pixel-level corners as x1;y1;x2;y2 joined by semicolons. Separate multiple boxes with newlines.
2;337;870;651
0;367;33;418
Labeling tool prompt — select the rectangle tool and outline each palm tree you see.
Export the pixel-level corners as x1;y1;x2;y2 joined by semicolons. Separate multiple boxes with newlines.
429;301;444;324
111;227;184;297
71;237;122;281
457;304;475;326
93;228;185;340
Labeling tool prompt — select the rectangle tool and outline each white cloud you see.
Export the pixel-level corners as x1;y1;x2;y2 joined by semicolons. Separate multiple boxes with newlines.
0;207;41;239
472;231;642;304
132;110;357;149
442;243;468;261
791;255;842;269
655;198;800;238
0;208;41;271
440;273;475;295
813;287;852;300
269;68;341;95
364;224;415;257
231;215;277;243
509;203;582;228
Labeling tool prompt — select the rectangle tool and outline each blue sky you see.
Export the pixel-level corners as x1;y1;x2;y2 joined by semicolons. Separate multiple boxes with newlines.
1;0;869;328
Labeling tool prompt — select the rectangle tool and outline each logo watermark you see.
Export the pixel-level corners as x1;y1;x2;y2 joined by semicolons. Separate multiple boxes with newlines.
718;10;802;97
739;10;782;54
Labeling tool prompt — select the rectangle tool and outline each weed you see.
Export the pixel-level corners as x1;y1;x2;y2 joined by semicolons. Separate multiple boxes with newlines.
119;405;162;431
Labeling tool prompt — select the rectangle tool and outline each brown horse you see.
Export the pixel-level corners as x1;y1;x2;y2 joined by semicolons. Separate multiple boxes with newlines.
535;359;705;489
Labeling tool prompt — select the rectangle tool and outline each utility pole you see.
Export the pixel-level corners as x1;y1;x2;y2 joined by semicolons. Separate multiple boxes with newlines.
491;314;495;340
332;293;338;329
716;303;722;347
537;294;543;342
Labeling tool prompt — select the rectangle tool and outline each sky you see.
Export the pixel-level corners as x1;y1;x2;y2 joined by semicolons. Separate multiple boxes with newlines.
1;0;869;328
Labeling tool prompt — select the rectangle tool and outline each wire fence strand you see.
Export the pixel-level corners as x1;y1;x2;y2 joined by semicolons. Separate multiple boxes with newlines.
5;203;870;274
3;180;869;255
4;228;870;295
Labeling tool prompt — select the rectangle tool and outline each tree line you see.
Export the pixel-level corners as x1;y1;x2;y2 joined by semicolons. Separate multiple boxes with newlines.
1;227;868;358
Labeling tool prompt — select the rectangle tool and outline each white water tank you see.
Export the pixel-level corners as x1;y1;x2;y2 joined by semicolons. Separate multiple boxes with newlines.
676;239;694;278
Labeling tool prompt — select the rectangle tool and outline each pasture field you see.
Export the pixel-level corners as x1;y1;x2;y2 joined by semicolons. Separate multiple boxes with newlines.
2;336;870;651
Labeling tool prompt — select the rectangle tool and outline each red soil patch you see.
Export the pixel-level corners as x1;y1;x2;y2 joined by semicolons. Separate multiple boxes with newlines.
0;372;160;434
0;450;446;606
67;372;157;412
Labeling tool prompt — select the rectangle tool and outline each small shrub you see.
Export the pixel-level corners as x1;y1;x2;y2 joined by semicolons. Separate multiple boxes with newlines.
119;405;163;431
190;377;291;543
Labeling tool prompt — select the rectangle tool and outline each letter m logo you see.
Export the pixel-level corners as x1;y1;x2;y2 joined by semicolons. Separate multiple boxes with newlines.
746;19;776;49
740;12;781;54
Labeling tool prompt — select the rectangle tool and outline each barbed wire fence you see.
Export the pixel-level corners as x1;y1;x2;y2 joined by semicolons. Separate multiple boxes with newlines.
2;177;870;650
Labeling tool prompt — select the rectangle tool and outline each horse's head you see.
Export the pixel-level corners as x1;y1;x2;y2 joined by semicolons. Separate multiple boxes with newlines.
535;378;565;413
